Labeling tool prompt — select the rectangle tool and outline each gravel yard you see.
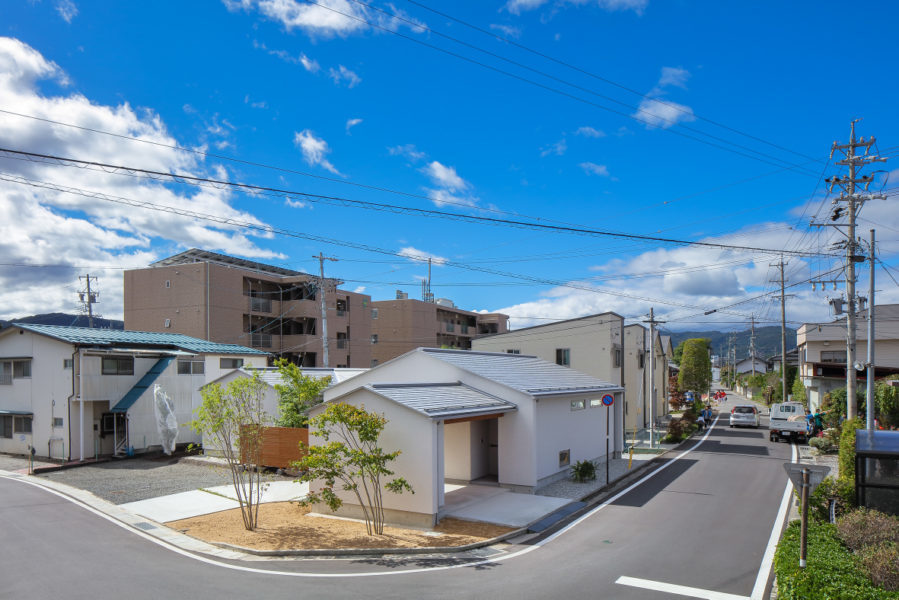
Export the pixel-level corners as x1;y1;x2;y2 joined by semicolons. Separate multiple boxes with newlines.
36;455;291;505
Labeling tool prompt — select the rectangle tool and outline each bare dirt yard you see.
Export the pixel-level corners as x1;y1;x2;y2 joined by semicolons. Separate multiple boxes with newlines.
167;502;516;551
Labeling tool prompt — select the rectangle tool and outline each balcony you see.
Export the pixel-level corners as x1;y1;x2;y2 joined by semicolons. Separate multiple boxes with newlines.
249;297;273;313
250;333;272;348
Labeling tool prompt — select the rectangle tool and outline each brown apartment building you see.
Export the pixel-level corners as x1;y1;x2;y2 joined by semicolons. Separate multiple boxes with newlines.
124;249;372;368
370;293;509;365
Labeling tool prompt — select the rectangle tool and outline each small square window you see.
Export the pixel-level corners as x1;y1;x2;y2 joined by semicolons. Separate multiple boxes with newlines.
370;359;379;367
53;417;64;428
506;349;520;354
571;399;586;411
559;449;570;467
555;348;570;367
102;357;134;376
219;358;244;369
13;416;32;434
371;334;378;344
63;358;74;370
372;308;379;319
165;280;171;288
13;360;31;379
177;359;205;375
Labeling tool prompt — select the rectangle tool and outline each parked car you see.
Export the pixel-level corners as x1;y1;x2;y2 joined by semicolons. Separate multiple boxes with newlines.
769;401;808;443
729;405;760;428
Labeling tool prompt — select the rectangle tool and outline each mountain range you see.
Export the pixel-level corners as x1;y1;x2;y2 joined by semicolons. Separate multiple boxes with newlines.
665;326;797;360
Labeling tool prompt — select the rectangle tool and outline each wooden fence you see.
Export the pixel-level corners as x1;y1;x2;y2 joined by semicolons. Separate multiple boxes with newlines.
240;426;308;469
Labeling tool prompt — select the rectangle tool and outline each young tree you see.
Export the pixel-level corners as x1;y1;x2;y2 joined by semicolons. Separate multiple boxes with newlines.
273;358;331;428
191;372;269;531
296;402;413;536
669;374;688;410
678;338;711;394
791;373;808;407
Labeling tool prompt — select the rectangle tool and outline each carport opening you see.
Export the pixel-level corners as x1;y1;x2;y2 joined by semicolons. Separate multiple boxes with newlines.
443;414;501;488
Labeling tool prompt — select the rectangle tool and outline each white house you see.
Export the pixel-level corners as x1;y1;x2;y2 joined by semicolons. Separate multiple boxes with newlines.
309;347;623;527
735;355;771;375
0;324;267;461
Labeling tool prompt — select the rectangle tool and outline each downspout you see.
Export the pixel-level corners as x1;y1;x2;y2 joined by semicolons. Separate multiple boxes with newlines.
66;347;77;462
78;348;84;462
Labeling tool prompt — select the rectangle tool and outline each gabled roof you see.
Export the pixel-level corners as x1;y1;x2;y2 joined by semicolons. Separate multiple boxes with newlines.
367;382;517;419
210;366;366;388
420;348;622;396
11;324;266;356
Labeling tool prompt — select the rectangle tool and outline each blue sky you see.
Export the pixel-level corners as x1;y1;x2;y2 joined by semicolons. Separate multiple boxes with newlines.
2;0;898;333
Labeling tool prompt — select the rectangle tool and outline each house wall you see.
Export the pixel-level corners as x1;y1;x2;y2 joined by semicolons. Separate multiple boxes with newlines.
534;391;620;487
0;330;73;458
307;388;438;527
623;325;646;431
443;421;472;481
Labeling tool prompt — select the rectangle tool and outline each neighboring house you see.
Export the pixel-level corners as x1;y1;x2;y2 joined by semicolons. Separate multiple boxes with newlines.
797;305;899;411
735;355;771;375
124;248;372;368
309;348;623;527
0;324;266;460
370;293;508;366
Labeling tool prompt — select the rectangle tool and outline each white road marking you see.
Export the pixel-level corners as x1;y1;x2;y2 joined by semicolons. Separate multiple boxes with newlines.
749;441;797;600
616;576;750;600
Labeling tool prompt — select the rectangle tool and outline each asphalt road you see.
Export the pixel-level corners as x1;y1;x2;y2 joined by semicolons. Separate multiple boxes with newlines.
0;396;794;600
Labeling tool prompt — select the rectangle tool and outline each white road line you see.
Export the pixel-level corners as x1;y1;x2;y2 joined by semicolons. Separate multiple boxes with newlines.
749;441;797;600
616;576;750;600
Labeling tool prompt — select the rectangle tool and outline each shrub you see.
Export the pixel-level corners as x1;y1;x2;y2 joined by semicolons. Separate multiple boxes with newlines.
807;476;855;523
809;436;837;454
836;509;899;552
858;542;899;592
773;520;899;599
570;459;597;483
839;418;864;485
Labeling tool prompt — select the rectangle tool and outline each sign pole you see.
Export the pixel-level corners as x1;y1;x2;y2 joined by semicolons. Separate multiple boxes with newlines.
606;404;610;485
800;468;810;568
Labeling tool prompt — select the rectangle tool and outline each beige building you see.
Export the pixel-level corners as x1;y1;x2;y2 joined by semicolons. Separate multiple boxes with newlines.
796;304;899;411
370;294;508;365
124;249;372;368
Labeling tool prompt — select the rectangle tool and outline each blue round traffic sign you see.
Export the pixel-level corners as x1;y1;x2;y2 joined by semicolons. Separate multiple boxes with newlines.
601;394;614;406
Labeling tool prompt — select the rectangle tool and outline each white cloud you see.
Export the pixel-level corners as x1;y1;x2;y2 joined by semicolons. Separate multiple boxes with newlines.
398;247;448;265
388;144;426;162
328;65;361;88
353;286;366;294
427;188;479;208
632;67;695;129
56;0;78;23
345;118;362;134
575;126;606;138
284;198;307;208
505;0;646;15
505;0;549;14
0;37;281;319
658;66;690;89
423;161;469;192
580;162;610;177
540;138;567;157
299;53;320;73
489;24;522;38
253;40;320;72
294;129;342;175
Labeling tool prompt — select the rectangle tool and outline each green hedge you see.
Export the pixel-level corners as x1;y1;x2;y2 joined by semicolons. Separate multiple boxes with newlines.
774;520;899;599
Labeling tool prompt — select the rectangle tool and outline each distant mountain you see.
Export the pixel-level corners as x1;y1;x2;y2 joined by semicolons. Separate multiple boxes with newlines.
0;312;124;330
665;326;796;361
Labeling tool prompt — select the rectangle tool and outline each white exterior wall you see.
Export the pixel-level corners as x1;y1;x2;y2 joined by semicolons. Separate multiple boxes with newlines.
0;331;73;458
534;391;621;486
443;421;472;480
623;325;646;432
308;388;438;524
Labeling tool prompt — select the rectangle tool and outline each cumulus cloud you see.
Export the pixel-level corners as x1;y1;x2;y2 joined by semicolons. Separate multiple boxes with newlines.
579;162;610;177
398;246;448;265
0;37;281;319
345;117;362;134
294;129;342;175
540;138;567;157
328;65;361;88
56;0;78;23
423;161;468;192
575;126;606;138
632;66;695;129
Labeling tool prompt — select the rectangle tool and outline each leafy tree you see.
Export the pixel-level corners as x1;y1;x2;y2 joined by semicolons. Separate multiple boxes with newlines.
296;403;413;536
673;341;686;365
191;372;269;531
678;338;711;394
668;374;688;410
792;374;808;407
875;377;899;428
273;358;331;428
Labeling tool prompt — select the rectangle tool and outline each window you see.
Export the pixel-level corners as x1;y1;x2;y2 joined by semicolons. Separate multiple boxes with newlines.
445;321;454;333
63;358;73;370
0;361;11;385
637;352;645;369
460;323;469;334
559;449;570;467
165;280;171;288
53;417;64;428
613;346;622;368
13;416;32;434
555;348;570;367
506;349;521;354
590;398;603;408
371;334;378;345
13;360;31;379
219;358;244;369
164;319;171;328
820;351;846;363
102;356;134;376
177;359;205;375
371;359;379;367
0;416;11;438
372;308;379;319
570;399;586;411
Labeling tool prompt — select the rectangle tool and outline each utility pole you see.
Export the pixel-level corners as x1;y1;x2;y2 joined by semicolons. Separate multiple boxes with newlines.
78;274;99;328
313;253;338;368
814;120;888;420
770;256;789;404
749;316;756;375
866;229;876;430
643;308;665;448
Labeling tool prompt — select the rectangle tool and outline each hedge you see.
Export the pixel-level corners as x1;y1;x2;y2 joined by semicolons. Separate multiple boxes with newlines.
773;520;899;599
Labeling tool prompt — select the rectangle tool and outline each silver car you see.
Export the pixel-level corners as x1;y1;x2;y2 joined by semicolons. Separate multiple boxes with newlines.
729;405;759;428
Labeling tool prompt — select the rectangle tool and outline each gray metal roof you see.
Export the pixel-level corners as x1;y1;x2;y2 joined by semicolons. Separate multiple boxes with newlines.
421;348;622;396
368;382;517;419
12;324;267;356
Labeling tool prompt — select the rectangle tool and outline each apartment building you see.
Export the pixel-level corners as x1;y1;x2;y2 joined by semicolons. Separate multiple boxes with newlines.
124;249;372;368
796;304;899;411
369;294;509;365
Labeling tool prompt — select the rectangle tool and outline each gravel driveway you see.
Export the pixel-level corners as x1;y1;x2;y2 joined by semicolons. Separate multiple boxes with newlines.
36;455;290;505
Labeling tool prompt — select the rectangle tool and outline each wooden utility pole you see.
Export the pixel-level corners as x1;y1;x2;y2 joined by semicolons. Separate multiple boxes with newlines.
313;253;338;368
643;308;664;448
